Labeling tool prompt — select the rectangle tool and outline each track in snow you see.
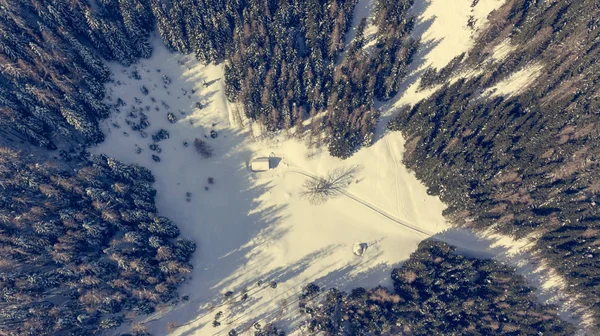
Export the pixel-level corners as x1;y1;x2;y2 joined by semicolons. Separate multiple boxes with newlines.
285;167;434;238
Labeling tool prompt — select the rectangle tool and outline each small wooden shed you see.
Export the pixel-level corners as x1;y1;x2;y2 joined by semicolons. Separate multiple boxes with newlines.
251;157;270;172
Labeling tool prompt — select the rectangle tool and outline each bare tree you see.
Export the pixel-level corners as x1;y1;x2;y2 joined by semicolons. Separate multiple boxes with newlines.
300;176;335;205
300;166;360;205
194;138;214;158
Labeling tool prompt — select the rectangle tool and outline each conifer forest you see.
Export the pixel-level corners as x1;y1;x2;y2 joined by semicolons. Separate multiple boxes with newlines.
0;0;599;335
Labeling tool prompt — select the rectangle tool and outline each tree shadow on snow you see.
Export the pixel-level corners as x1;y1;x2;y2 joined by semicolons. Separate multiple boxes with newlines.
369;0;442;141
205;244;403;335
141;126;295;334
95;48;299;335
373;23;442;141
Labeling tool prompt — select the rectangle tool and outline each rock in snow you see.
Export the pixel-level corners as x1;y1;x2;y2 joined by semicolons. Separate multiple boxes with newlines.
353;242;368;256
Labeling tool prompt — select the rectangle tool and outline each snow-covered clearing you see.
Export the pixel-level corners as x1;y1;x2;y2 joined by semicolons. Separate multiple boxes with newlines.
91;0;586;333
491;38;514;61
94;39;449;335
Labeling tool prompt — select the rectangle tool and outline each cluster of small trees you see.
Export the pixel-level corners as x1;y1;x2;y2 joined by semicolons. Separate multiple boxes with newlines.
299;240;574;335
0;148;194;334
388;0;600;328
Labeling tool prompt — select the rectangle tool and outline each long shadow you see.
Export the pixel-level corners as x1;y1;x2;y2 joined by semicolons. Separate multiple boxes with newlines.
344;0;376;48
370;1;440;142
274;248;403;333
270;228;586;333
373;27;442;141
136;120;292;336
184;244;347;336
410;0;434;36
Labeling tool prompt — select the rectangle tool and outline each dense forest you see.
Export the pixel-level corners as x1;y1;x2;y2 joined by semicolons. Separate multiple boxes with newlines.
298;240;574;335
388;0;600;329
0;0;156;149
155;0;419;158
0;147;194;335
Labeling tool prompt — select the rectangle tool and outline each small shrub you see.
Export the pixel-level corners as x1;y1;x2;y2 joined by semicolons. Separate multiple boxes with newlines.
208;177;214;184
152;129;170;142
194;138;214;158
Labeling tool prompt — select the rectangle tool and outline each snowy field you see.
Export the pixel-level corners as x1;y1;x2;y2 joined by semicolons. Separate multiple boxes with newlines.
92;0;588;334
94;39;448;335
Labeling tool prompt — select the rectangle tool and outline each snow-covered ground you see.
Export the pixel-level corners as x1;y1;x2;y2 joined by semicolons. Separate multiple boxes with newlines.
92;0;589;334
94;39;449;335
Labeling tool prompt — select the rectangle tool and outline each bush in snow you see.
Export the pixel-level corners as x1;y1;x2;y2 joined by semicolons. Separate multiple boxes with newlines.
152;129;170;142
194;138;214;158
